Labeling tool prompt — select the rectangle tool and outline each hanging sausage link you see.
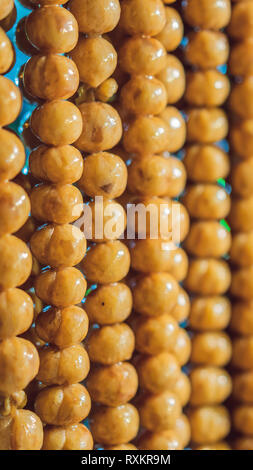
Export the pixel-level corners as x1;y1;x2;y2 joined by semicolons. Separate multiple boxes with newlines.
227;0;253;451
182;0;232;450
117;0;191;450
0;1;43;451
25;1;92;450
67;0;140;450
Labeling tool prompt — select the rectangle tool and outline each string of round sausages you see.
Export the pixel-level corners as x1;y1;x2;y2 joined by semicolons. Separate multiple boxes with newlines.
227;0;253;451
182;0;232;450
0;2;43;451
67;0;139;450
24;0;93;450
116;0;191;450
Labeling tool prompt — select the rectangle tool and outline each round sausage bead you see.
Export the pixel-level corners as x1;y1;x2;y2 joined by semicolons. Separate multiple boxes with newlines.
233;371;253;403
187;108;228;144
191;332;232;367
35;384;91;426
155;7;183;52
86;362;138;406
37;344;90;386
71;37;117;88
119;37;167;76
229;39;253;77
130;196;189;242
35;267;86;308
231;158;253;198
42;424;93;451
157;54;185;105
90;404;139;446
190;367;232;406
170;372;191;407
31;224;86;268
35;305;88;349
173;328;191;366
233;406;253;435
120;76;167;117
159;107;186;153
0;410;43;450
29;145;83;184
133;314;178;355
228;1;253;39
171;287;190;323
183;0;231;29
0;129;25;182
123;115;169;156
185;259;231;296
31;100;83;146
229;76;253;119
26;6;78;53
75;102;122;153
232;336;253;370
189;296;231;331
0;76;22;127
185;70;230;107
231;301;253;335
79;152;127;199
87;323;135;365
231;266;253;300
183;184;230;220
0;234;32;289
185;31;229;69
184;221;231;258
130;239;187;276
129;239;173;273
188;406;230;445
229;196;253;232
136;352;180;394
85;283;132;325
230;231;253;266
0;27;13;74
0;182;30;236
69;0;120;34
24;55;79;101
133;272;179;316
120;0;166;36
31;184;83;224
0;0;14;21
184;144;230;183
128;155;185;197
138;430;182;450
0;288;33;340
138;391;181;432
0;337;39;395
81;241;130;284
230;119;253;159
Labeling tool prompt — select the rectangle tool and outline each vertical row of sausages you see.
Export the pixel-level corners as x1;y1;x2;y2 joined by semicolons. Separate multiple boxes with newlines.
24;1;92;450
227;0;253;450
182;0;232;450
117;0;191;450
67;0;139;449
0;1;43;450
